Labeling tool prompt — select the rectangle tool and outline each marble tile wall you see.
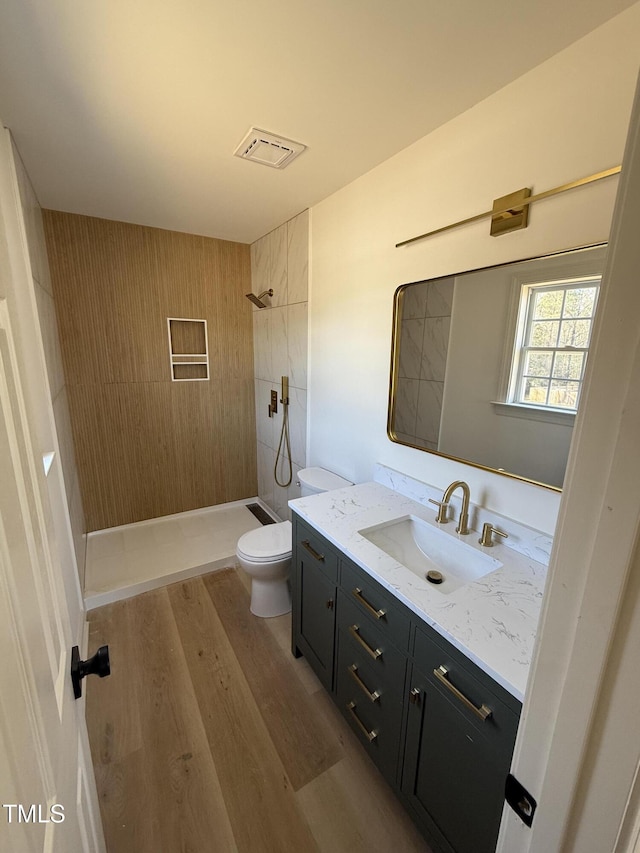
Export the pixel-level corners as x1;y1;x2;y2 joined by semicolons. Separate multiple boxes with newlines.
251;210;308;520
395;276;454;449
12;142;87;587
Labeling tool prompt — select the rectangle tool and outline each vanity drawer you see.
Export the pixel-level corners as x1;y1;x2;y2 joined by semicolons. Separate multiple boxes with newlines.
336;632;406;715
340;558;411;652
295;519;338;583
337;592;407;694
335;640;404;782
413;626;520;756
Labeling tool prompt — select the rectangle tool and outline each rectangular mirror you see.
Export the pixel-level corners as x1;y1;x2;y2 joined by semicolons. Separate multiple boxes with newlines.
387;244;607;490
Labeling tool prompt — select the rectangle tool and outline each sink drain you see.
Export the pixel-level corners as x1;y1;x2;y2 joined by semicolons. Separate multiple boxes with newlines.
426;570;444;585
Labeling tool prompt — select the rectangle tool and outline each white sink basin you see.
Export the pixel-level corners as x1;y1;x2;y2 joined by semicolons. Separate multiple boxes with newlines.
359;515;502;594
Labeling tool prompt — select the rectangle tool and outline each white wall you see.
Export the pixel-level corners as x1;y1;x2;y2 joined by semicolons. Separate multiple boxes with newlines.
308;4;640;535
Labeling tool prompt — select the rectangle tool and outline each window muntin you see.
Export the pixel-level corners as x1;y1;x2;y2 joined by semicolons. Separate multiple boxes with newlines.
510;278;600;411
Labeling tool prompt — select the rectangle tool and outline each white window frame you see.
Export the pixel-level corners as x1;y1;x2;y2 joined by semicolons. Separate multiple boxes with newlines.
507;275;600;412
493;251;606;426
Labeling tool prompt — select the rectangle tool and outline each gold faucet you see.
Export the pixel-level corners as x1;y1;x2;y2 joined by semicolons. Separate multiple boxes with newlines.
429;480;471;535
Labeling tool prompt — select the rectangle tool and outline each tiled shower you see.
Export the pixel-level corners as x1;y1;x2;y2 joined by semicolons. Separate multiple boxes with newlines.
13;137;308;598
251;210;309;521
395;276;454;451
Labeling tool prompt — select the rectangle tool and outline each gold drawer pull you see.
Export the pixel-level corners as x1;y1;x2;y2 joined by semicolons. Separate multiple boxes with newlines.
352;587;386;620
301;539;325;562
348;664;381;702
348;625;383;660
433;665;493;722
346;701;378;742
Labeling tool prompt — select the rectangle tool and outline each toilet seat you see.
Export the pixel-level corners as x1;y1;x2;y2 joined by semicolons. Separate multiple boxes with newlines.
236;520;292;563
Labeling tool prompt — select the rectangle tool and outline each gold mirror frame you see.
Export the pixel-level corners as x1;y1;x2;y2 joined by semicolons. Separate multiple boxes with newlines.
387;243;607;492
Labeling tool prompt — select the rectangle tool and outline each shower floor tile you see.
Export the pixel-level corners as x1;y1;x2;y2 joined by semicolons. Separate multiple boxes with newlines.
84;500;271;609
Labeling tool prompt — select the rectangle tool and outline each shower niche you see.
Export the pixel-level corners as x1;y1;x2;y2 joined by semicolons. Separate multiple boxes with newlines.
167;318;209;381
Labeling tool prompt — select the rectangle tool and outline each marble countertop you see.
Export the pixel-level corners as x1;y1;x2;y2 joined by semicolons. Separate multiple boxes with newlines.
289;481;548;702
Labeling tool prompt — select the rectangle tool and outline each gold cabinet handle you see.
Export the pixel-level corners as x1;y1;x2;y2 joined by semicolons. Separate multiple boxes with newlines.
433;665;493;722
301;539;325;562
348;625;383;660
348;664;381;703
346;701;378;742
352;587;386;620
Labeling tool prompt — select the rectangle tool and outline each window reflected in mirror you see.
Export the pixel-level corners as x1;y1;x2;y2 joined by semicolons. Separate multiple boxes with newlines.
508;278;600;412
388;244;607;490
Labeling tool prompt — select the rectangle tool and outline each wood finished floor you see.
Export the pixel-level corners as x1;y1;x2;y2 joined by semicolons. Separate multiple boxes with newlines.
86;568;432;853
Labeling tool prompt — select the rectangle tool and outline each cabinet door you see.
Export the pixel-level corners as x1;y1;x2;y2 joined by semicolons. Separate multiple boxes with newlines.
402;665;517;853
292;517;339;690
296;549;337;691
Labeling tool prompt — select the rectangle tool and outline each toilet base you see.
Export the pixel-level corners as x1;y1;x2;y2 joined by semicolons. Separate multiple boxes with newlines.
250;577;291;618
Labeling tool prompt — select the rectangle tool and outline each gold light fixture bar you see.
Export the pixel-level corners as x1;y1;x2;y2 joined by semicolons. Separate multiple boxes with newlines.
395;166;622;248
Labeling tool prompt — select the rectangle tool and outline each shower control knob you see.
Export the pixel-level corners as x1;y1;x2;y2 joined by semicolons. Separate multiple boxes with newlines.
70;644;110;699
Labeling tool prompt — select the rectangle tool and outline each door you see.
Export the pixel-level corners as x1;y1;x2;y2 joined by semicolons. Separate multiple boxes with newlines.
0;128;105;852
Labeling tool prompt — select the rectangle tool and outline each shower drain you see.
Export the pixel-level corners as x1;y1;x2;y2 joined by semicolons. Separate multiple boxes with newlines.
245;503;276;526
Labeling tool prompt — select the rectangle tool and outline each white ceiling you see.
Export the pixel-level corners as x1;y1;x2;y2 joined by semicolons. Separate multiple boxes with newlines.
0;0;636;244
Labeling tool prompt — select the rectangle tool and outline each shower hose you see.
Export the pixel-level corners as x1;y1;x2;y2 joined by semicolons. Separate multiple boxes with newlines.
274;394;292;488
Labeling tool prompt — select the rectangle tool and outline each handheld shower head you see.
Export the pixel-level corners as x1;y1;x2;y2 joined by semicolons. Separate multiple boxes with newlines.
245;289;273;308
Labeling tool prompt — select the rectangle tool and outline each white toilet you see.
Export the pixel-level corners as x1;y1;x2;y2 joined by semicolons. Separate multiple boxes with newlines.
236;467;353;617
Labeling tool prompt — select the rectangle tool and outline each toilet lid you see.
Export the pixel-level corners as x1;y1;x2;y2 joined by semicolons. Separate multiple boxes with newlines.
237;520;292;562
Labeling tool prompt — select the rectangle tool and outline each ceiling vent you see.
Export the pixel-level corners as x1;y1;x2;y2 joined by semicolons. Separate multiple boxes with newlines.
233;127;306;169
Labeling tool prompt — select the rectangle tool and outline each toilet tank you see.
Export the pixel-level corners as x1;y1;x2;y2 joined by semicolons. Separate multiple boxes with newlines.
297;467;352;497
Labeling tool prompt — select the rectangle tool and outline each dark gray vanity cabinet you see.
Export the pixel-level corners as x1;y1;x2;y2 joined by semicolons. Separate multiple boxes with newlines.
291;513;522;853
402;628;521;853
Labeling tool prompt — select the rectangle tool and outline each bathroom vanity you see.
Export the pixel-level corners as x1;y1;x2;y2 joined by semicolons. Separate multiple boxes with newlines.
290;477;549;853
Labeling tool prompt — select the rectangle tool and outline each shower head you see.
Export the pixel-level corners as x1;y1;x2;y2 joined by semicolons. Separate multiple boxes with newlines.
245;289;273;308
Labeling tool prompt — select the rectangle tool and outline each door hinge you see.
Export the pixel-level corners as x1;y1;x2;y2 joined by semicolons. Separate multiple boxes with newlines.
505;773;537;827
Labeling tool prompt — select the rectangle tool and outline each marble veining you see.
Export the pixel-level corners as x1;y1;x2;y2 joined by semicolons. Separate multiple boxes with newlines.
269;224;288;307
421;316;450;382
287;210;309;305
394;378;419;436
271;306;289;380
287;302;308;389
289;479;549;701
398;318;425;379
416;380;444;444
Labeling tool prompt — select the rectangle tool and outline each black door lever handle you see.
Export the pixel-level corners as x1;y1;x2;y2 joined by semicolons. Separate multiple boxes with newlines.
71;645;110;699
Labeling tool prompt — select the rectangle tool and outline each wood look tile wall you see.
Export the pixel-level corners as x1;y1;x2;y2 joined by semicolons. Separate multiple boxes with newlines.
43;211;256;531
